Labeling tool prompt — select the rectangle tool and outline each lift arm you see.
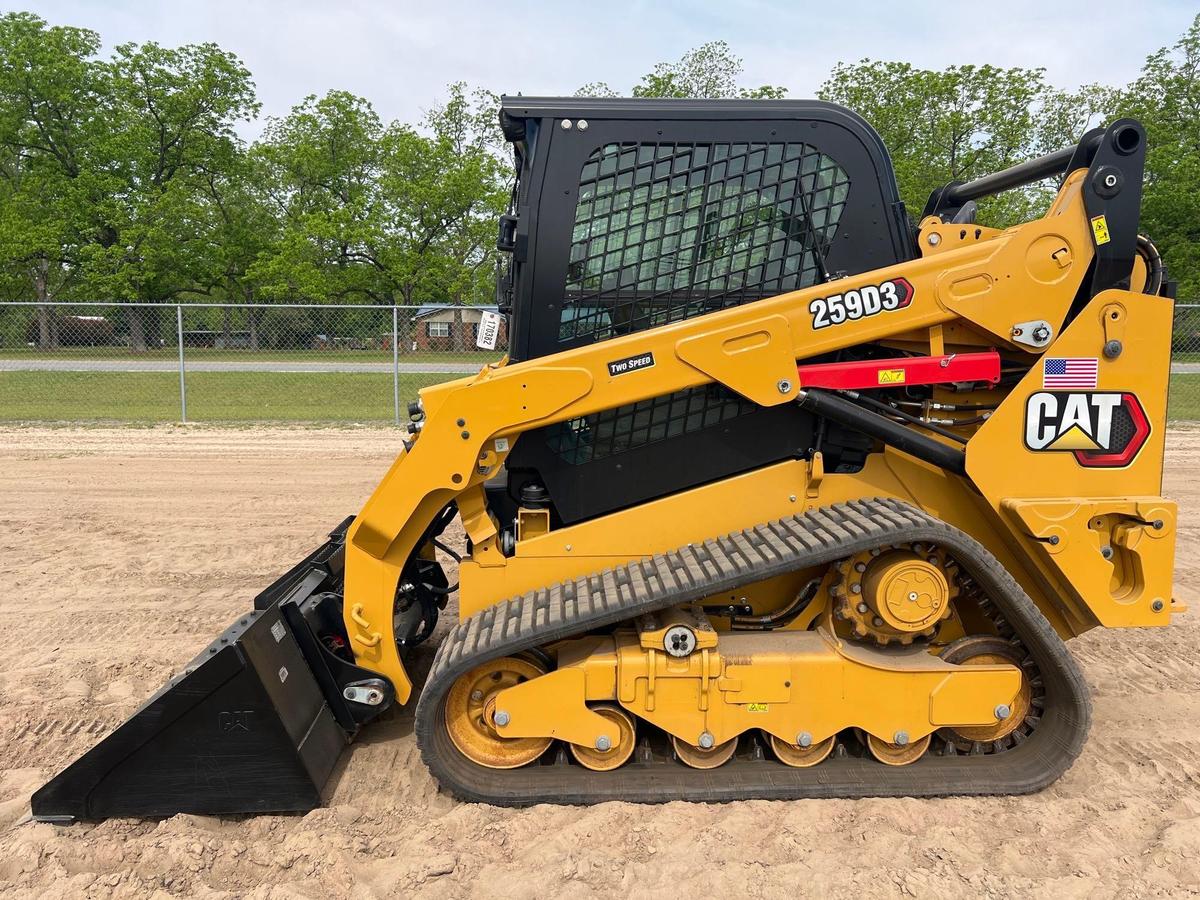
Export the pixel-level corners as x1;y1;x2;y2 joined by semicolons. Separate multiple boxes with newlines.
344;170;1101;701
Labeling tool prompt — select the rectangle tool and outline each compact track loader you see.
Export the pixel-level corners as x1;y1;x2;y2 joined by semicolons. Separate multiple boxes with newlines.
34;98;1180;819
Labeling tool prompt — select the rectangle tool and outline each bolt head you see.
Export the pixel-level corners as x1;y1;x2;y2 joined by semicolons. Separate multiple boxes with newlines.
470;689;484;702
577;119;589;131
493;710;510;727
560;119;573;130
850;583;862;594
698;731;715;749
595;735;611;752
342;687;355;700
777;379;793;395
788;494;797;503
1100;546;1113;560
857;602;869;614
908;591;919;602
797;732;813;748
928;233;941;246
873;617;885;627
854;561;867;573
995;704;1011;720
1103;173;1118;188
1152;598;1165;612
893;730;909;746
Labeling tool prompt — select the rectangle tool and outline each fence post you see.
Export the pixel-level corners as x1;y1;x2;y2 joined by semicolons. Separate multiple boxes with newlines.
392;305;400;426
176;304;187;423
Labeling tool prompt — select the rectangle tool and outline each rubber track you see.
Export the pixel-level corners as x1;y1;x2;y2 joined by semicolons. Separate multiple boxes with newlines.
415;498;1091;805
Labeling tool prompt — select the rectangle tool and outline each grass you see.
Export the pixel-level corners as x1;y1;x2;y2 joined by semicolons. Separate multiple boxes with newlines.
5;371;1200;424
1168;374;1200;421
0;371;451;423
0;346;501;364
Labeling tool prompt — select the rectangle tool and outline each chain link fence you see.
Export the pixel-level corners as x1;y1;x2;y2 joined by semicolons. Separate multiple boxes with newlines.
0;302;506;424
1;300;1198;423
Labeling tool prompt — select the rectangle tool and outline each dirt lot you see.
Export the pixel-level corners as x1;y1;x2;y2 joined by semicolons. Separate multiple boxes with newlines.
1;425;1198;899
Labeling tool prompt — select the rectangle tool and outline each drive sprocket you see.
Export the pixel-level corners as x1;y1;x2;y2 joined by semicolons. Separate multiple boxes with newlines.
832;543;958;645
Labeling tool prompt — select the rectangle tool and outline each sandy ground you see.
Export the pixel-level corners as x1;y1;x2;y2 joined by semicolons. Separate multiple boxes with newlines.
1;425;1199;899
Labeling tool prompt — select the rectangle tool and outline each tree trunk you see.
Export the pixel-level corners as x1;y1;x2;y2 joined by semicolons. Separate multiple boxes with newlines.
452;295;466;352
34;259;58;350
35;305;53;350
245;288;260;351
127;305;148;353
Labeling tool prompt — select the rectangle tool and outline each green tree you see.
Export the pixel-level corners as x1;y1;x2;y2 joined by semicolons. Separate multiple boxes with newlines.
0;12;104;347
79;40;258;350
819;61;1058;225
252;84;509;348
578;41;786;100
1116;13;1200;301
1035;84;1114;155
200;149;280;347
383;83;509;348
249;91;387;305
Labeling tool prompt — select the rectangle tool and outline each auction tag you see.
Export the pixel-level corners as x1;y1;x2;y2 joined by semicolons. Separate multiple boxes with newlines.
476;310;502;350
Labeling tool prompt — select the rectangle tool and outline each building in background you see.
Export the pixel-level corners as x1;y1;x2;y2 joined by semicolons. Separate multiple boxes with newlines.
410;304;507;350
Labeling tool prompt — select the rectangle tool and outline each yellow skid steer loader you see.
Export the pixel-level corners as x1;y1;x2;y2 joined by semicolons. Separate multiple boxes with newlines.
33;98;1179;818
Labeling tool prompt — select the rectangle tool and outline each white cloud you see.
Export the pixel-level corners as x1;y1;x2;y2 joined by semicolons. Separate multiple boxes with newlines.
17;0;1198;141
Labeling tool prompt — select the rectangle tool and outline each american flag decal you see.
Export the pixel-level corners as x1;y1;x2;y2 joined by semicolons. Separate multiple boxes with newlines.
1043;357;1099;389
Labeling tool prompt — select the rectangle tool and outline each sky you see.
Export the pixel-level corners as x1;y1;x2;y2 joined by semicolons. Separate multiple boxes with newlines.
13;0;1199;139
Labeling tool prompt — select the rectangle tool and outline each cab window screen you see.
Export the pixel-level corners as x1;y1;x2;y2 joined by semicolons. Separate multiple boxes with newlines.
560;140;850;343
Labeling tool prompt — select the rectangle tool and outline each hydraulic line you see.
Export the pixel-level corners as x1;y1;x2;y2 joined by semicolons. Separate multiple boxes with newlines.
1137;235;1164;295
839;390;970;444
728;578;821;631
797;388;967;475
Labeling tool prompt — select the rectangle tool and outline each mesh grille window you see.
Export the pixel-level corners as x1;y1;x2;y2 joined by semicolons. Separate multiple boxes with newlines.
547;140;849;467
561;140;850;343
545;385;755;466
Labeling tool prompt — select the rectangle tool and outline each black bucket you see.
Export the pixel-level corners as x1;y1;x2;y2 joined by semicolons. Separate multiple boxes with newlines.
31;517;387;822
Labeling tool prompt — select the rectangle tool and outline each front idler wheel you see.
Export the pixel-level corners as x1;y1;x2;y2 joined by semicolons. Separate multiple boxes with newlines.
444;657;552;769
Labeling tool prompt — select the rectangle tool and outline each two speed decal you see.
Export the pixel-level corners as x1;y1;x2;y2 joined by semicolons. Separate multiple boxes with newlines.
809;277;913;330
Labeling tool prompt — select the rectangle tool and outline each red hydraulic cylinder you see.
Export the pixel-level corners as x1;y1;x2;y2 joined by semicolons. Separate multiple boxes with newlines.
795;351;1001;391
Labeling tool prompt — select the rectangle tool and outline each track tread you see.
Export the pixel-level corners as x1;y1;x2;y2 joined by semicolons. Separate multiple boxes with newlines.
416;498;1092;805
